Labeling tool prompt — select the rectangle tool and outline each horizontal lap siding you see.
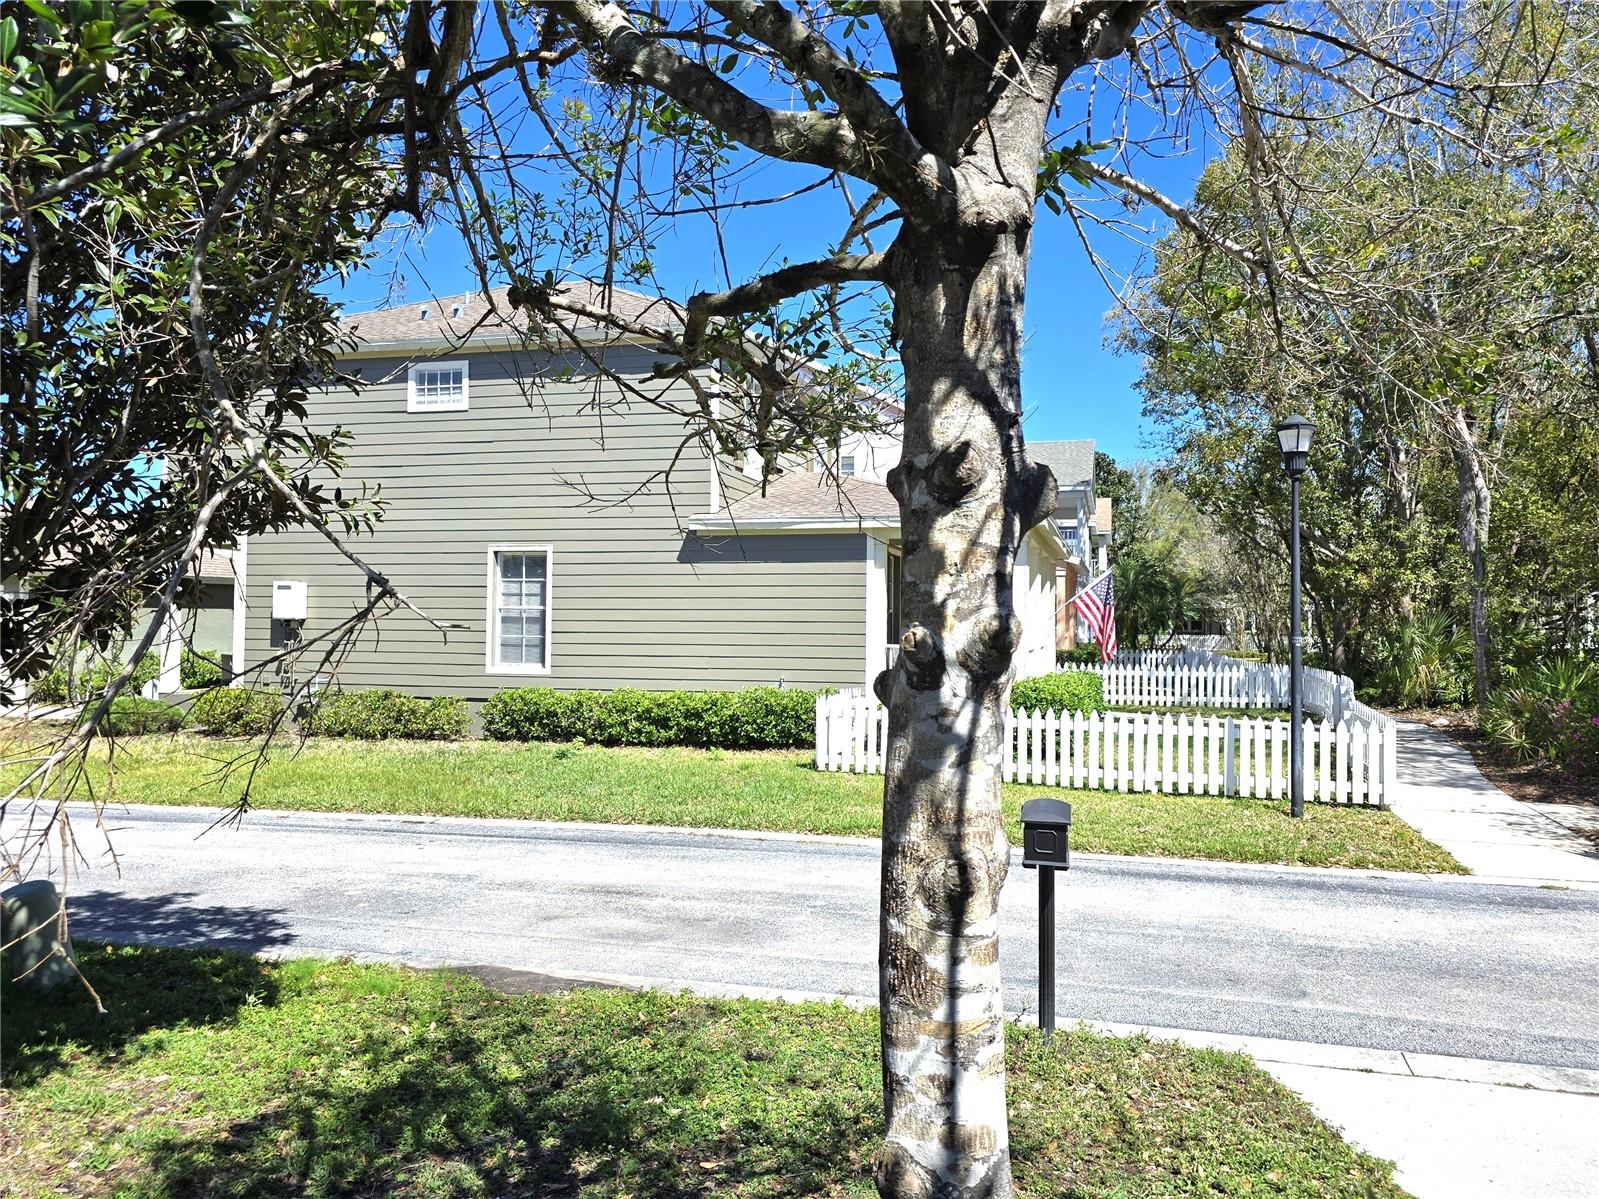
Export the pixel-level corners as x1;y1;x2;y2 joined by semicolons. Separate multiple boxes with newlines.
243;347;867;699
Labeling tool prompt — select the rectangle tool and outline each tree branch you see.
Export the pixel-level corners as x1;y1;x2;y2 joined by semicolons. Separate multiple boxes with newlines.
560;0;872;181
705;1;952;214
682;251;891;350
1083;159;1271;274
18;58;355;211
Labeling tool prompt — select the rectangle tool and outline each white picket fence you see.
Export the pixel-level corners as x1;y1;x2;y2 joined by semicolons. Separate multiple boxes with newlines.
1060;649;1385;728
814;694;1396;806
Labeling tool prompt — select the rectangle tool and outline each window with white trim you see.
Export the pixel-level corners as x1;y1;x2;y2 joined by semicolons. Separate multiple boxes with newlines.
407;360;469;412
488;548;550;671
840;455;856;477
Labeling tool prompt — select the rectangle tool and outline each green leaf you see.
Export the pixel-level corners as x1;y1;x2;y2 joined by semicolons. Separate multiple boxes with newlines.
0;18;16;63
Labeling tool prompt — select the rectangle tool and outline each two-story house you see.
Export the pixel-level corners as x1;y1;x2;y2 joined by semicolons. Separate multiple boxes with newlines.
1030;440;1113;652
235;285;1067;701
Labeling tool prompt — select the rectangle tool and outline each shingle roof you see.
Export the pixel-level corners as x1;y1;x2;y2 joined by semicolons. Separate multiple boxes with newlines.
713;471;899;523
340;282;682;348
193;549;237;582
1030;439;1095;493
339;282;907;418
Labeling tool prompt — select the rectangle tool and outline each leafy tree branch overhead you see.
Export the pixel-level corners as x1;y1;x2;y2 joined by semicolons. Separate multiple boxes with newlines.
5;4;1591;1197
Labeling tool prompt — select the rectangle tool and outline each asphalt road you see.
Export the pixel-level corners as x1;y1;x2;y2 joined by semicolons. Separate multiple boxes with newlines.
43;803;1599;1070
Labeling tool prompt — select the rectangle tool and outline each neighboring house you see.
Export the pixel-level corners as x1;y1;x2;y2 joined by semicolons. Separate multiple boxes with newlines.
687;472;1065;684
141;549;242;693
1029;439;1113;653
5;549;240;700
122;548;241;695
235;285;1066;700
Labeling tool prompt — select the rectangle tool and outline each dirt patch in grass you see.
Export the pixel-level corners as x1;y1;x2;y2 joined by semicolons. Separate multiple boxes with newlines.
3;943;1413;1199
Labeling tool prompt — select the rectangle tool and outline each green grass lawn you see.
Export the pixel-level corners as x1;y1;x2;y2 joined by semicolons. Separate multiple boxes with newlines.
14;733;1463;872
1;943;1411;1199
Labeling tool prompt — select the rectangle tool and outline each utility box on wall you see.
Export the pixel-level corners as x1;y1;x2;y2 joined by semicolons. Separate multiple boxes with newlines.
271;580;308;621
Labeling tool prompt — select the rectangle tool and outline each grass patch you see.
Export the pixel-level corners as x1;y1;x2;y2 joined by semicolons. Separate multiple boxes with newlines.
1;943;1411;1198
7;733;1463;872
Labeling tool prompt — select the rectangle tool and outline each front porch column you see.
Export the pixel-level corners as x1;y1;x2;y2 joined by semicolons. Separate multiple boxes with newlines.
864;535;889;691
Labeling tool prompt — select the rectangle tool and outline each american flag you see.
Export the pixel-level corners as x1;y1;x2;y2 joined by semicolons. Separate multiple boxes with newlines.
1071;572;1117;662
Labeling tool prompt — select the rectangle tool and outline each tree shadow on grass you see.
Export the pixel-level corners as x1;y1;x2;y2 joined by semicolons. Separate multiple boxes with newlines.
137;982;880;1198
2;890;293;1086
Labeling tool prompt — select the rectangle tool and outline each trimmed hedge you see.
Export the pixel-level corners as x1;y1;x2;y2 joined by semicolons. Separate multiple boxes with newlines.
303;689;470;741
482;686;819;749
190;687;283;736
180;649;227;690
96;697;187;735
1011;671;1106;714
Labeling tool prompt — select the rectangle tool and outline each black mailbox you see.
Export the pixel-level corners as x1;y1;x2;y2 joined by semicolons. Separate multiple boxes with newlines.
1020;798;1072;870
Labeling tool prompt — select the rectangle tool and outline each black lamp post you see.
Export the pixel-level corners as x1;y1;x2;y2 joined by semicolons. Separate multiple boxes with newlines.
1275;414;1315;819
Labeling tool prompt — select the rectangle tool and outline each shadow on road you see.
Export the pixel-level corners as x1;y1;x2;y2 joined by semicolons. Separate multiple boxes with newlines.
69;887;297;952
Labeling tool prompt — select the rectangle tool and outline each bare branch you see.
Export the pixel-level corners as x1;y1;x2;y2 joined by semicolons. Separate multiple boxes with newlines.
1082;159;1270;273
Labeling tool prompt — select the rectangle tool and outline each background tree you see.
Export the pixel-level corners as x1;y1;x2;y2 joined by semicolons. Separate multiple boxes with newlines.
1125;9;1599;702
8;4;1590;1196
1092;449;1142;558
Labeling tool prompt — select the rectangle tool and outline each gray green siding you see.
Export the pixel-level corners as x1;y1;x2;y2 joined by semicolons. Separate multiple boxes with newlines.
242;345;867;698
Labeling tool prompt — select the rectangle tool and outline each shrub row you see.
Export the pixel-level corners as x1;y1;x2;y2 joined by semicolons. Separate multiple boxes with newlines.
189;687;284;737
303;689;469;741
180;649;227;690
481;686;819;749
96;697;187;736
1011;671;1106;714
32;651;160;704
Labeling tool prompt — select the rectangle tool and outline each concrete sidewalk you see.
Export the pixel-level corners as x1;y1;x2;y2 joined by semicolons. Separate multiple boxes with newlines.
1389;721;1599;883
1084;1016;1599;1199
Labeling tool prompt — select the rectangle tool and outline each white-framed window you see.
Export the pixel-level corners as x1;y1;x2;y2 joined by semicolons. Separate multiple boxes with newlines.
486;546;552;673
407;359;469;412
840;455;856;477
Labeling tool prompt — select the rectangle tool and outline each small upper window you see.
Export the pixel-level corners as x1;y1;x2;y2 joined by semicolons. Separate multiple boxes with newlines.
450;302;464;318
419;306;431;321
840;455;856;477
407;360;469;412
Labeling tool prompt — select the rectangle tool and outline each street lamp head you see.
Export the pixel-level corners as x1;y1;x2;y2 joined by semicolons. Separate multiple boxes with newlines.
1275;413;1315;478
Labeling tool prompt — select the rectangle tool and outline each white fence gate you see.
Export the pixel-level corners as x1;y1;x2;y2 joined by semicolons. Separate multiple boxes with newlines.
814;695;1395;806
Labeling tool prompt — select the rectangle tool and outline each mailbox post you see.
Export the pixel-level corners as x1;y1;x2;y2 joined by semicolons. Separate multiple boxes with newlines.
1019;798;1072;1043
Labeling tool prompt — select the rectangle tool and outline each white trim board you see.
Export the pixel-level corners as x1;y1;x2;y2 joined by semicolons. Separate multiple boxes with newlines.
864;536;889;691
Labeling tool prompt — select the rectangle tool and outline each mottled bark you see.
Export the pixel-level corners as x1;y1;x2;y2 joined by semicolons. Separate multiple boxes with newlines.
873;220;1055;1196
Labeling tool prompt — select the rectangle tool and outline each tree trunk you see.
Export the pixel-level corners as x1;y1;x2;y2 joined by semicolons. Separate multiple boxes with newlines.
872;224;1054;1199
1444;405;1492;709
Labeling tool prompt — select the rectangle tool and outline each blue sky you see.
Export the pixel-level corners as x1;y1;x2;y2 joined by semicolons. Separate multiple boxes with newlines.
334;42;1220;467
